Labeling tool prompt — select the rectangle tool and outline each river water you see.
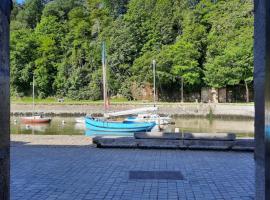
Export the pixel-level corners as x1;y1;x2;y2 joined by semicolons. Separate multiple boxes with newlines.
10;116;254;138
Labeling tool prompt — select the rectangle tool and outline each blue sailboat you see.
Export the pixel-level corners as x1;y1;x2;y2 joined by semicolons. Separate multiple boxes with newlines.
85;116;155;132
85;42;156;133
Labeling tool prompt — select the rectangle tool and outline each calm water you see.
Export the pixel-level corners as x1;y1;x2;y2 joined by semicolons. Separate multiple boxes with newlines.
10;116;254;138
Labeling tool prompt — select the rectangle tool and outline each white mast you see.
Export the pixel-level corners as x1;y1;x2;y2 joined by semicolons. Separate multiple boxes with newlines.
152;60;156;107
32;75;35;117
102;42;107;114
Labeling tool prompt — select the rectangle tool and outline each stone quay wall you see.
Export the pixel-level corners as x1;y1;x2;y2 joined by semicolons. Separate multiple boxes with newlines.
11;103;254;118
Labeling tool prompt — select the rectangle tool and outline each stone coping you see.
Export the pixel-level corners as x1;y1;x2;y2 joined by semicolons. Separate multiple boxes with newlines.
134;132;236;141
93;136;254;151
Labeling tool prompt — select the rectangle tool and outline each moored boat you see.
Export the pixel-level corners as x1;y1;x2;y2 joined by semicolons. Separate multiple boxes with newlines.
21;116;51;124
20;75;52;124
84;43;157;133
75;117;85;123
85;116;155;132
124;114;172;125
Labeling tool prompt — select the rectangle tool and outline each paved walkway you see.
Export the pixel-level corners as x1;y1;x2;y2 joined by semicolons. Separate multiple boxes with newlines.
11;143;254;200
11;135;93;147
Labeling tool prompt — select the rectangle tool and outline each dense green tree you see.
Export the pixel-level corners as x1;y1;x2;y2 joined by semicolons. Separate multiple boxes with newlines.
104;0;129;18
16;0;45;28
33;16;65;98
10;29;38;96
10;0;254;102
202;0;253;102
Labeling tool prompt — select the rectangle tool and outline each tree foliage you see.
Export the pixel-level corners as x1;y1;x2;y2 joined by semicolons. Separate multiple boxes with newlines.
10;0;253;101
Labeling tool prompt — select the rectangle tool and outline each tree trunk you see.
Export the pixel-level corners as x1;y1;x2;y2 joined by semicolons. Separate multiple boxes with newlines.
245;81;249;103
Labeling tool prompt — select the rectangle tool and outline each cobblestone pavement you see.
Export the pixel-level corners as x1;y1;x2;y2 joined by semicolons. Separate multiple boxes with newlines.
11;146;254;200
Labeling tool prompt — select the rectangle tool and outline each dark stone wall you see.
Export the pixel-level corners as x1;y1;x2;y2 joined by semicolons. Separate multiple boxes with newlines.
254;0;270;199
264;0;270;199
0;0;12;199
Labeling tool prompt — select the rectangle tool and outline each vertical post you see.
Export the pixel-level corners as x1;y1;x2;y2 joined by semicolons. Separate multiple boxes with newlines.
152;60;156;107
102;41;107;114
264;0;270;199
0;0;11;199
32;75;35;117
254;0;268;199
181;77;184;103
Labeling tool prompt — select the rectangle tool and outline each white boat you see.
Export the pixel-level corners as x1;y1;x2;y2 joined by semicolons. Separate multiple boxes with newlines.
21;76;51;124
104;107;158;118
103;59;172;126
106;107;171;125
75;117;85;123
124;113;171;125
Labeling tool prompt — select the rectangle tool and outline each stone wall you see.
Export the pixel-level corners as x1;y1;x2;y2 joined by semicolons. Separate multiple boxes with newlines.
11;103;255;118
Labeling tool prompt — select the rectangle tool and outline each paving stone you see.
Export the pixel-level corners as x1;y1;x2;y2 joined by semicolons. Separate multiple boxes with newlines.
11;146;254;200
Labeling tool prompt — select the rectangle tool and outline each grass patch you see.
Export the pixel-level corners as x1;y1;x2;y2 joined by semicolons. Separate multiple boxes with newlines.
11;96;255;105
11;96;131;105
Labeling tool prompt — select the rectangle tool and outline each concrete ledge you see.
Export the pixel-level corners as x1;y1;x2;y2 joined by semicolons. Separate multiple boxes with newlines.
134;132;182;140
93;137;137;148
232;139;254;151
183;133;236;141
183;140;234;150
93;136;254;151
137;139;186;149
134;132;236;141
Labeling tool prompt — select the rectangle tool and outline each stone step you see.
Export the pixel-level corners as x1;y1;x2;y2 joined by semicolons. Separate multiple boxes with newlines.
134;132;236;141
93;136;254;151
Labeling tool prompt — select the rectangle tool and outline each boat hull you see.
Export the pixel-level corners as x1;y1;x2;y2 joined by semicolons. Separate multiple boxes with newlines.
85;117;155;132
85;129;133;136
21;117;51;124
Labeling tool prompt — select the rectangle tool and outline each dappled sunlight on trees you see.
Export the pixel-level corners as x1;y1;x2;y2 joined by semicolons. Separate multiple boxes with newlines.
10;0;253;101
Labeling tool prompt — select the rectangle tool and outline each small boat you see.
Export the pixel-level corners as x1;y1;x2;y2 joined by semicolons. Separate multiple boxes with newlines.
85;43;156;133
75;117;85;123
21;115;51;124
104;107;158;118
124;114;172;125
85;116;156;132
20;75;51;124
108;60;171;126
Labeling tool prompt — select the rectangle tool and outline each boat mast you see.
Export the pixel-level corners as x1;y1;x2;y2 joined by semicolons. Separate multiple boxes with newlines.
32;75;35;117
102;41;107;114
152;60;156;107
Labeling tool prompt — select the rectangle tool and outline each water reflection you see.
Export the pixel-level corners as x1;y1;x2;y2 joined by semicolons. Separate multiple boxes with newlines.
85;129;134;137
74;123;86;130
170;117;254;137
22;123;49;133
11;116;254;138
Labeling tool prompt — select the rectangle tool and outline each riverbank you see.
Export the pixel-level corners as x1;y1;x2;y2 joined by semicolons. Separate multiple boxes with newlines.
11;103;254;118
